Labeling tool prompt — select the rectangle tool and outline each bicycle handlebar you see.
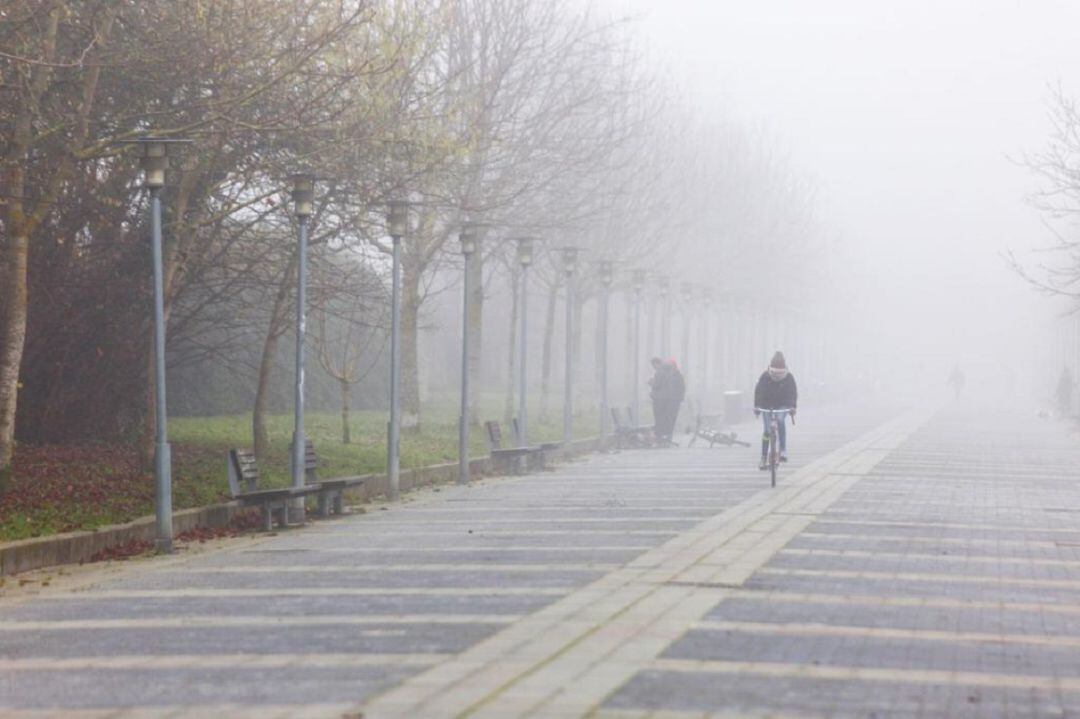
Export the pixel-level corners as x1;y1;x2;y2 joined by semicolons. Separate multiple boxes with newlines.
755;407;795;425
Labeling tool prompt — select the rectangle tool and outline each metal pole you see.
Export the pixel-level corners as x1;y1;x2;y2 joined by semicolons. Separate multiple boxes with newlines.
599;283;610;439
682;308;690;378
150;187;172;554
702;301;710;412
388;235;402;500
563;270;574;444
290;215;309;522
458;249;471;484
518;263;529;447
632;287;642;426
662;291;671;356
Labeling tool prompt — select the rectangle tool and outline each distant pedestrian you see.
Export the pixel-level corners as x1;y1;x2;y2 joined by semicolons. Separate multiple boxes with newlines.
649;357;685;445
947;366;965;400
1057;367;1074;418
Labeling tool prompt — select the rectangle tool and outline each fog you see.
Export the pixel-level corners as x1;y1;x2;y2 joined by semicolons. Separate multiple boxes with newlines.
596;0;1079;401
9;0;1080;466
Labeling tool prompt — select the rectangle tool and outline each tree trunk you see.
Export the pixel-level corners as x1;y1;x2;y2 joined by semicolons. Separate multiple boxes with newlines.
0;6;61;492
503;269;519;426
0;227;28;493
340;378;351;444
539;281;559;421
401;261;422;429
252;327;282;461
467;249;484;425
252;255;298;462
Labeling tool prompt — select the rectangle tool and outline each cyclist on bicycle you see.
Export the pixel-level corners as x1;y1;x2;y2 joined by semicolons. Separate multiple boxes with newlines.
754;351;798;470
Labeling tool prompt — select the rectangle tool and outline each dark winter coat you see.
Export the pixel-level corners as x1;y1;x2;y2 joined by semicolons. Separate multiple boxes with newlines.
651;364;686;402
754;370;797;410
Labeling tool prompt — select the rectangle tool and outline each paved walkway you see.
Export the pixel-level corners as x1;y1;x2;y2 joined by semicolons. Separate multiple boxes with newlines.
2;401;1080;717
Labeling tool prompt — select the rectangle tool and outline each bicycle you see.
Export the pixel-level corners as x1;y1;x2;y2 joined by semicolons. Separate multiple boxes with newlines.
755;407;794;487
687;413;751;448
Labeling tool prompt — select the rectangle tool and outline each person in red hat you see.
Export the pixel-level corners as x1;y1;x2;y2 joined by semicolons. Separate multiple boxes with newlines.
754;351;798;469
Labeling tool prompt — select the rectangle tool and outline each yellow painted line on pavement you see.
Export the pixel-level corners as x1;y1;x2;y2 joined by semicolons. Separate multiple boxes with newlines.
181;563;618;574
233;545;652;553
305;529;680;537
693;619;1080;648
650;657;1080;692
779;547;1080;567
346;517;698;524
797;531;1064;548
598;704;863;719
51;587;567;599
398;505;725;513
728;589;1080;616
0;653;445;671
811;517;1080;534
757;566;1080;590
0;704;357;719
0;614;519;631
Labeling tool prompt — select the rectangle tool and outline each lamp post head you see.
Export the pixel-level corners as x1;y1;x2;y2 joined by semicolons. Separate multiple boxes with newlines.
123;137;192;190
632;269;647;292
561;246;579;276
516;237;535;267
140;141;169;189
598;260;614;287
127;137;192;190
290;173;315;218
387;199;409;238
681;282;693;304
459;223;479;256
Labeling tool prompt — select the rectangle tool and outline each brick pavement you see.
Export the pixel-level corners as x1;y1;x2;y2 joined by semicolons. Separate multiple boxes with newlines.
6;401;1076;717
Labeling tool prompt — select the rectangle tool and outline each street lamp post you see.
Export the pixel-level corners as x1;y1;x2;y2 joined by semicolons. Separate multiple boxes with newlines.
458;223;479;485
289;173;315;522
561;247;579;444
598;261;614;440
657;276;670;356
134;138;188;554
516;238;535;447
632;270;646;426
681;282;693;375
702;287;712;412
387;199;409;501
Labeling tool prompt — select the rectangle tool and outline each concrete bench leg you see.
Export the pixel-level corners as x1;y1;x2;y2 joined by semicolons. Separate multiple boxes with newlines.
317;492;330;518
273;505;288;528
261;505;273;532
333;493;344;515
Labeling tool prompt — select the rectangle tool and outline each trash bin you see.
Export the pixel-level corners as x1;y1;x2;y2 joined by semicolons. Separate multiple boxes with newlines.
723;390;742;426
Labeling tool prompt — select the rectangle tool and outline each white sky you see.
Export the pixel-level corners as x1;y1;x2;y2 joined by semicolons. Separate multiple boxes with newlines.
603;0;1080;383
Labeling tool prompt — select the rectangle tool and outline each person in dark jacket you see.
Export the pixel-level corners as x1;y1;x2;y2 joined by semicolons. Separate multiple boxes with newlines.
649;357;685;445
754;351;798;469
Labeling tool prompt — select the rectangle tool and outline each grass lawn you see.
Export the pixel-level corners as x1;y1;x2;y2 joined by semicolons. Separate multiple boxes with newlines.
0;401;600;542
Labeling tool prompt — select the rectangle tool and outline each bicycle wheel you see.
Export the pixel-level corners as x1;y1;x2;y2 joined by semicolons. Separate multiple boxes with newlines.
769;427;778;487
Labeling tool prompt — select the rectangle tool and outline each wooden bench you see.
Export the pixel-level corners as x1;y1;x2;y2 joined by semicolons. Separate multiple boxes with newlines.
227;449;322;531
299;439;367;517
511;414;561;470
485;421;544;475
